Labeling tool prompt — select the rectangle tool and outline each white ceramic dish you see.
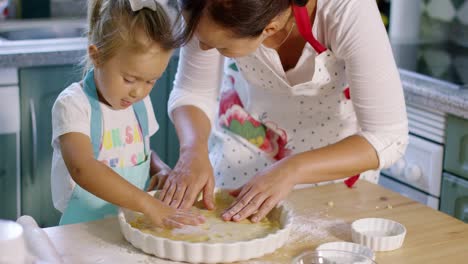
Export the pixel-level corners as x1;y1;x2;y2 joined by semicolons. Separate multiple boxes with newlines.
351;218;406;251
0;220;28;264
292;249;376;264
118;192;293;263
316;241;375;260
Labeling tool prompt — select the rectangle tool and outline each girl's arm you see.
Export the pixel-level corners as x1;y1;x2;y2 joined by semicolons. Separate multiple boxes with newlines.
59;132;204;228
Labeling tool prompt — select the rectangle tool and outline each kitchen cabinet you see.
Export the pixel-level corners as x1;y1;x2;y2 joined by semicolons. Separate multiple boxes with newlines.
19;65;82;227
0;69;20;221
441;114;468;223
444;114;468;180
148;55;180;168
0;133;18;220
440;173;468;223
21;0;50;18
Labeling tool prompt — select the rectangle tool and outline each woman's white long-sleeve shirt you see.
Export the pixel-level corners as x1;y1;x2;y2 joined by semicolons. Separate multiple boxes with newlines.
168;0;408;171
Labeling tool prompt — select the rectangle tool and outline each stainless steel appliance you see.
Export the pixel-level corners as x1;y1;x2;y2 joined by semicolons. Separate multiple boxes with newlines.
0;67;20;220
379;104;445;210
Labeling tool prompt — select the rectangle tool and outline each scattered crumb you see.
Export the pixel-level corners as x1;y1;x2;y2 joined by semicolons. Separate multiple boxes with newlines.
327;201;334;207
386;204;393;209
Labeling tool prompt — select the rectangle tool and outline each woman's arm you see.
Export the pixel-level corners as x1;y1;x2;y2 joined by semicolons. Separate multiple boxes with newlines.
222;135;378;222
160;36;224;210
150;151;171;176
147;151;171;191
159;105;215;210
330;0;409;169
288;135;378;183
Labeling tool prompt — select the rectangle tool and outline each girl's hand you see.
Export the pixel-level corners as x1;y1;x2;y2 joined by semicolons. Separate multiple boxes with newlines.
143;195;205;229
221;158;298;223
147;169;171;191
160;146;215;210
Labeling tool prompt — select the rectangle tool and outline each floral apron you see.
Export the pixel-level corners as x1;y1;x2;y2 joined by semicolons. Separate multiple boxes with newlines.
59;70;151;225
209;6;377;189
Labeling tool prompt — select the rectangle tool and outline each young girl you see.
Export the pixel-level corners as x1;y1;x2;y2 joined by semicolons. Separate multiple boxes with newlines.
51;0;204;227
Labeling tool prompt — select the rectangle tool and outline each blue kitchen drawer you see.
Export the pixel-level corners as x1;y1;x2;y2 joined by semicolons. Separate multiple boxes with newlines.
440;172;468;223
149;55;180;168
0;133;18;220
444;115;468;180
20;65;81;227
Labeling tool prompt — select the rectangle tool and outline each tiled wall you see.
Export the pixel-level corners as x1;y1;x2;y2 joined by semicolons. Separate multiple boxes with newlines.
416;0;468;84
420;0;468;45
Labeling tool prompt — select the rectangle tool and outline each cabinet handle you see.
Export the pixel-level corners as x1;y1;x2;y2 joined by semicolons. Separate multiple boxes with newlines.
29;99;37;184
0;169;5;187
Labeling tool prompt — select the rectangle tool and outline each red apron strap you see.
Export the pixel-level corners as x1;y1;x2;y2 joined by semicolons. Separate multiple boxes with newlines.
343;87;351;99
292;5;327;54
344;174;360;188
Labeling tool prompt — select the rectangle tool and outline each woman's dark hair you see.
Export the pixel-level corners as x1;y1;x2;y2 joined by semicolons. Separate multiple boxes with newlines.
294;0;308;6
179;0;294;43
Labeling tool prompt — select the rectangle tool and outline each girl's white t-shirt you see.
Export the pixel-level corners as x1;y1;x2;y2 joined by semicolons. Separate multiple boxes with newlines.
51;82;159;212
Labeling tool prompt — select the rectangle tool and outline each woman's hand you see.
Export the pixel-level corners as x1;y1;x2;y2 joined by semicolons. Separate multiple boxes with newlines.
142;195;205;229
222;158;298;223
159;146;215;210
148;152;172;191
147;169;171;191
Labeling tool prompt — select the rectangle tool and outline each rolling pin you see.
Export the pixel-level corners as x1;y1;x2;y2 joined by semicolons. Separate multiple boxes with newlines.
16;215;63;264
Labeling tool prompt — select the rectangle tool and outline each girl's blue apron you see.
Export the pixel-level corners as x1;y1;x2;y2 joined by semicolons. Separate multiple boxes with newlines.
59;70;151;225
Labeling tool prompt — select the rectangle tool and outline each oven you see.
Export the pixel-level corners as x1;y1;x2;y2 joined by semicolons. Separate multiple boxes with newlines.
379;104;445;210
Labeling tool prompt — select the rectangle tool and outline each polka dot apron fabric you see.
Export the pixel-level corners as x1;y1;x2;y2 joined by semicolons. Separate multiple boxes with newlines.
209;20;378;189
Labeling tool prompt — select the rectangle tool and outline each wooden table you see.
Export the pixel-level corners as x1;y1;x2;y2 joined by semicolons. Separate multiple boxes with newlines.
44;181;468;263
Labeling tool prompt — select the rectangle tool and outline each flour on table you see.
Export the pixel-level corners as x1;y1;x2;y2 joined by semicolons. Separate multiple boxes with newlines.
288;211;351;244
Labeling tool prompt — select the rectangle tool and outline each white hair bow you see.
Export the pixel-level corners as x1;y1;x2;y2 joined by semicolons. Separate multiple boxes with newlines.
129;0;168;11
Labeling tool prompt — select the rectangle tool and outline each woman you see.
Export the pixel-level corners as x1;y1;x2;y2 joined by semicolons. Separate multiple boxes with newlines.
157;0;408;223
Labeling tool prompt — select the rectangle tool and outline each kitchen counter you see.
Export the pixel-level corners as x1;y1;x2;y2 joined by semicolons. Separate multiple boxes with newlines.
0;39;86;68
43;181;468;264
0;19;87;68
400;69;468;119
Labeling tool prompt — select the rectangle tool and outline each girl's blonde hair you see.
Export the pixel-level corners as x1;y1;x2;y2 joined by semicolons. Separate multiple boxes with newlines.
85;0;180;71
